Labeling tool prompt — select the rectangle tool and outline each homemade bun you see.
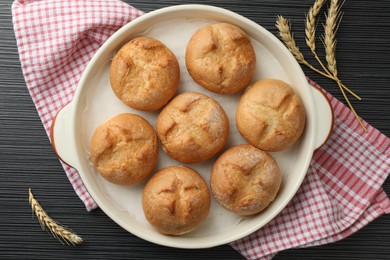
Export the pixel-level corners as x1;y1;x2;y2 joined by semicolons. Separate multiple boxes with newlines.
236;79;305;151
210;144;282;215
110;37;180;111
89;113;158;185
142;166;211;235
156;92;229;164
185;23;256;94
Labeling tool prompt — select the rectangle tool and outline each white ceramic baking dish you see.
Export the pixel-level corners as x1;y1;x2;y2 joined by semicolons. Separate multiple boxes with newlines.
51;5;333;248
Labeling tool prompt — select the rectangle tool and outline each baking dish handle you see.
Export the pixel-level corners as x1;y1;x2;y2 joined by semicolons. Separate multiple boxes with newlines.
50;101;79;169
310;84;334;150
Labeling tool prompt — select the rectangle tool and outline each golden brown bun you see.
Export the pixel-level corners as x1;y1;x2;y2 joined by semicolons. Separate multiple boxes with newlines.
89;113;158;185
142;166;211;235
185;23;256;94
236;79;306;151
210;144;282;215
156;92;229;164
110;37;180;111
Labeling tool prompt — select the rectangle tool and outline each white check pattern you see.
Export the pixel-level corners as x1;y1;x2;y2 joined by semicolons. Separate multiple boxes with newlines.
12;1;390;259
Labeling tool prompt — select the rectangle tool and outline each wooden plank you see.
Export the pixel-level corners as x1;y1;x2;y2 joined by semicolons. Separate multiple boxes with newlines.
0;0;388;259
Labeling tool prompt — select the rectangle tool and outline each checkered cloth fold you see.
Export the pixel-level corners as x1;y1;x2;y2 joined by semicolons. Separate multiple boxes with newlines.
11;1;390;259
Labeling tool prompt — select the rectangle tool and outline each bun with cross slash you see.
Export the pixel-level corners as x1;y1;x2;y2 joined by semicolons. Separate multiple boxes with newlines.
142;166;211;235
156;92;229;164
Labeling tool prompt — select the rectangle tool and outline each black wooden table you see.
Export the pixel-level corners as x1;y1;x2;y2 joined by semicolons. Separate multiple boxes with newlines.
1;0;389;259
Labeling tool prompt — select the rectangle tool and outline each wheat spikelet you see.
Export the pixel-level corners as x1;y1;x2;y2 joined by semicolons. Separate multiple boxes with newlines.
276;16;306;63
305;0;327;54
306;0;332;76
323;0;342;77
323;0;366;130
29;188;83;245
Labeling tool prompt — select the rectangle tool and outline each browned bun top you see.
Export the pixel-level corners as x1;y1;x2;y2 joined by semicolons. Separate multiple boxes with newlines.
89;113;158;185
236;79;306;151
185;23;256;94
156;92;229;164
142;166;211;235
110;37;180;111
210;144;282;216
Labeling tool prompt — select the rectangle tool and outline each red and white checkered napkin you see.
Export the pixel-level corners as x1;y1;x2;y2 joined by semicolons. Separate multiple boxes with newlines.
12;0;143;210
12;0;390;259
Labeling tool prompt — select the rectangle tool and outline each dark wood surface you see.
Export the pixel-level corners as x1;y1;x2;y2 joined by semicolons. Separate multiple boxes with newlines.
1;0;389;259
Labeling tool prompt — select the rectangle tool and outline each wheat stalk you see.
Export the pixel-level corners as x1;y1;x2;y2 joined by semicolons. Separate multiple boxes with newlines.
276;15;329;78
323;0;366;130
306;0;331;73
276;16;333;79
305;0;361;100
29;188;83;245
276;2;366;131
277;15;359;99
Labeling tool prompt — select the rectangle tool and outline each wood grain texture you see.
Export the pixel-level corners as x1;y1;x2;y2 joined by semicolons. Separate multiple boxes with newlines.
0;0;389;259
